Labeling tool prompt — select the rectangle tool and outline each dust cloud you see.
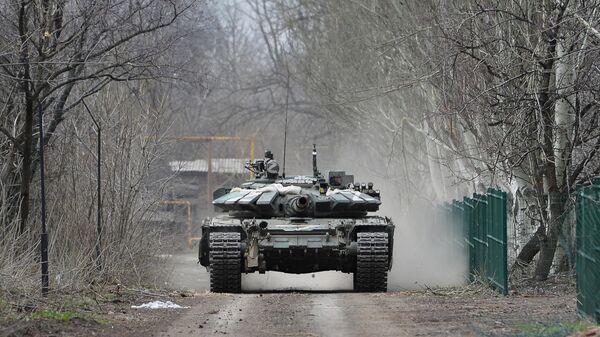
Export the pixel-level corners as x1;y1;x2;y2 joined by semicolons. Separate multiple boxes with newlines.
332;140;468;291
238;139;468;292
385;199;468;290
240;198;468;292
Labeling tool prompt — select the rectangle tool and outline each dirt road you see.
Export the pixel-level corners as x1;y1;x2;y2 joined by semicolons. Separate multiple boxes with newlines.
0;252;580;337
162;293;416;337
157;290;575;337
153;253;577;337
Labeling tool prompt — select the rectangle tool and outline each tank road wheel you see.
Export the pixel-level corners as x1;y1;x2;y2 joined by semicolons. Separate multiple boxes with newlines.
354;232;389;292
209;232;242;293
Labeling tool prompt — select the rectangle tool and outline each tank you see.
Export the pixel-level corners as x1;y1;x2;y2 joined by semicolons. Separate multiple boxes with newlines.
198;145;395;292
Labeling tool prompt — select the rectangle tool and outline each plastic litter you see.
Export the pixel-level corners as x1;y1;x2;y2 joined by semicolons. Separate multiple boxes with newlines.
131;300;189;309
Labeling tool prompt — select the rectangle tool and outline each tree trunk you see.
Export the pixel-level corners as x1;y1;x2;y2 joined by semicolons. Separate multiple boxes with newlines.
534;192;566;280
533;6;564;280
18;93;34;235
17;0;34;235
511;223;543;269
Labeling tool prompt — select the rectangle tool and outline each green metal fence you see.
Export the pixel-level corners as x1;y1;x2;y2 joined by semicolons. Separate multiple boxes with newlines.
446;188;508;295
576;178;600;323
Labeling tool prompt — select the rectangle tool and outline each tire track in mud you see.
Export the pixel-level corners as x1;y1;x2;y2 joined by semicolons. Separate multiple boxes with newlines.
155;291;576;337
310;294;357;337
160;293;318;337
311;294;367;337
311;293;415;337
160;292;420;337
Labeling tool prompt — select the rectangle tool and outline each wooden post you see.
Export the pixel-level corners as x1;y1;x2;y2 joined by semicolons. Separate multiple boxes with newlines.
186;201;192;248
37;104;49;297
207;140;213;203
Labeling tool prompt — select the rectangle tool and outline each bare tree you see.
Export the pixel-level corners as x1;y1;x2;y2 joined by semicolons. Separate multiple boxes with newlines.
0;0;196;236
273;0;600;280
432;0;600;280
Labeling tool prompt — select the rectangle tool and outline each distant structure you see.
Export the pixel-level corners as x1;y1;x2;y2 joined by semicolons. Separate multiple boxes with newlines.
169;158;248;175
167;157;249;208
144;158;249;246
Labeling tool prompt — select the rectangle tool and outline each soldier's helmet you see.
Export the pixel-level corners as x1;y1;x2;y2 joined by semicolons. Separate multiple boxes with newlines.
264;150;274;159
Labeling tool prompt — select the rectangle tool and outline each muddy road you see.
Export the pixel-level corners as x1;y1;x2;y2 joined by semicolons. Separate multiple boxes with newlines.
158;291;574;337
162;293;429;337
0;252;578;337
152;252;576;337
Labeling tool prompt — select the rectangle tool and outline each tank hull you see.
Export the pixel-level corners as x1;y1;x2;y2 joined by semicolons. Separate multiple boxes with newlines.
199;215;394;290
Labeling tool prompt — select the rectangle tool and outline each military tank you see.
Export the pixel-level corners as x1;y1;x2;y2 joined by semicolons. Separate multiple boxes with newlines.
198;145;394;292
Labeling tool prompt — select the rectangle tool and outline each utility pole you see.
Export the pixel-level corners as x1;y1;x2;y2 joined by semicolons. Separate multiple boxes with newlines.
83;100;102;270
37;104;49;297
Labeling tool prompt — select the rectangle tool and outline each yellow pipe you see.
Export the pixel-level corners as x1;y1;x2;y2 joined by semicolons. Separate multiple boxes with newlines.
169;136;255;142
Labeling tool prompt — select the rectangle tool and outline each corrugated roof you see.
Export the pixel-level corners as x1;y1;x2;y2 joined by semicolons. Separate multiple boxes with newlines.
169;159;248;174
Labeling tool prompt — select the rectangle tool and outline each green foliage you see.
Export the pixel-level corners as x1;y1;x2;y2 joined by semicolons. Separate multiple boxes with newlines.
93;317;111;324
63;295;97;309
513;321;591;337
31;309;80;321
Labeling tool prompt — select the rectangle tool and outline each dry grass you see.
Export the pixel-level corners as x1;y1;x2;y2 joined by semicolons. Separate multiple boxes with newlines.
0;83;177;304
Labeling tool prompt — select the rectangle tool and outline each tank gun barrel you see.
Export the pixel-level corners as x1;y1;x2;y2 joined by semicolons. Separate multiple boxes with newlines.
290;195;309;214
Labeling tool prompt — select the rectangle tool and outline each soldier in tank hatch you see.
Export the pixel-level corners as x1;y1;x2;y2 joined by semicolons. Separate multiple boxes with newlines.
264;150;279;179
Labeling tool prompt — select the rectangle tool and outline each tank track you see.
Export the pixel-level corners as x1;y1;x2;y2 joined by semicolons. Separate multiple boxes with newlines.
354;231;389;292
209;231;242;293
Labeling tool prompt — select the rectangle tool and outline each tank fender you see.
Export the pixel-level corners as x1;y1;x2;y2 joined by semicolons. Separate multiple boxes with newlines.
351;225;392;237
351;218;395;271
199;220;247;267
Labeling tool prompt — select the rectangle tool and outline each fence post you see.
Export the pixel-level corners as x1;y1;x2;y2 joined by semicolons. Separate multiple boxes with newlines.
486;188;508;295
472;193;488;280
594;178;600;323
451;200;466;268
463;196;475;280
576;184;585;318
